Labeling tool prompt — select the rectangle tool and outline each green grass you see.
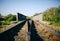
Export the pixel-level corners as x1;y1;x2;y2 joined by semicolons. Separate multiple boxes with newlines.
43;20;60;26
50;21;60;26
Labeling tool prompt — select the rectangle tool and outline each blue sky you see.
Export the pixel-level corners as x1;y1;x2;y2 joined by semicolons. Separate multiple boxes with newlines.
0;0;60;16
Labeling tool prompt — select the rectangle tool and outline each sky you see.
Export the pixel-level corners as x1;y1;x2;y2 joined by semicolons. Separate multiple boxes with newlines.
0;0;60;16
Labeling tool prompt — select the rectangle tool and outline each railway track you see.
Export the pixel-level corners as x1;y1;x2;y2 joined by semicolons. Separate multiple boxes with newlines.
0;20;26;41
0;20;60;41
33;20;60;41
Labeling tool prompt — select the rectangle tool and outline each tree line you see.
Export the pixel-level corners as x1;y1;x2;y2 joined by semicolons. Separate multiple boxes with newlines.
43;6;60;26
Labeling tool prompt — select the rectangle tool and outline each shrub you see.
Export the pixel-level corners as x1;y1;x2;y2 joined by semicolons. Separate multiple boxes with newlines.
2;21;8;25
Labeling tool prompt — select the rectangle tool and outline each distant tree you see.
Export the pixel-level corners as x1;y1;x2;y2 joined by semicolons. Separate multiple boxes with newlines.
43;6;60;23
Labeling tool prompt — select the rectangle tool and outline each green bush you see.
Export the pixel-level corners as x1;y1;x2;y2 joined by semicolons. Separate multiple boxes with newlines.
4;14;16;21
0;14;16;28
2;21;8;25
52;22;60;26
0;21;7;28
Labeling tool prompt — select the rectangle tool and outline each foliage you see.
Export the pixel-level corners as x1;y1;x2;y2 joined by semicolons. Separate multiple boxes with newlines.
2;21;8;25
0;14;16;26
4;14;16;21
43;6;60;26
0;21;8;27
